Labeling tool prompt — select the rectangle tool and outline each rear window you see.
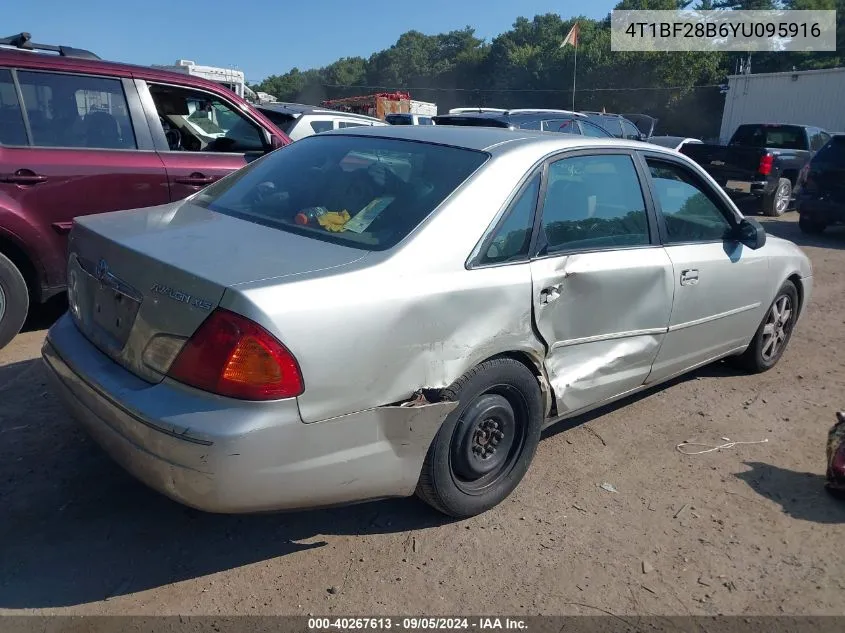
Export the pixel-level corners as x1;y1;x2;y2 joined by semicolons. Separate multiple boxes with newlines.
433;116;510;128
386;114;412;125
812;136;845;167
193;135;488;251
730;125;808;150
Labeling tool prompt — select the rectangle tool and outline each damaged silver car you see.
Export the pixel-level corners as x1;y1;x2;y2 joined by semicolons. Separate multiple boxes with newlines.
42;126;813;518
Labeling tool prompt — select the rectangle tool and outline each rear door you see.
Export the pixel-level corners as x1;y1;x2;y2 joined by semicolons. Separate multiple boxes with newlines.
529;150;674;416
642;152;769;383
2;69;168;288
805;136;845;204
136;79;272;201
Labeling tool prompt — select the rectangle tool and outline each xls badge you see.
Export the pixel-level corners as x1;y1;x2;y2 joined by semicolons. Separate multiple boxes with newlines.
150;283;213;312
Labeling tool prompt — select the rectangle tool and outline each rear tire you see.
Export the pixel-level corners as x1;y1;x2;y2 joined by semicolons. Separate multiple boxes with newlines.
732;280;798;374
416;358;544;519
799;216;826;234
0;252;29;350
762;178;791;217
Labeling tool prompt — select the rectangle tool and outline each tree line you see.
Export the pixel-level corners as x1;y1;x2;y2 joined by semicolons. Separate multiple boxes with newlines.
251;0;844;139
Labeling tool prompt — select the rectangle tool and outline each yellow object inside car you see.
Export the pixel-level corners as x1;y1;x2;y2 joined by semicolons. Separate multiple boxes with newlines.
317;210;351;232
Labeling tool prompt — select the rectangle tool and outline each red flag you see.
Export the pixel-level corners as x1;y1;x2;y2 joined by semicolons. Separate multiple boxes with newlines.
561;23;580;48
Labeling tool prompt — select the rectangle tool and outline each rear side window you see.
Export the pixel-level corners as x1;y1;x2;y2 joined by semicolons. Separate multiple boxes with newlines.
538;154;650;253
580;121;612;138
17;71;136;149
480;173;540;265
622;119;641;140
338;121;367;128
810;129;832;152
0;70;27;146
813;136;845;167
310;120;334;134
192;135;488;251
418;117;433;125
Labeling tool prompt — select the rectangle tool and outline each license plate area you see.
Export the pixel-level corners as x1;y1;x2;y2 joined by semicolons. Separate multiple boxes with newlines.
725;180;752;194
91;285;140;348
68;256;142;354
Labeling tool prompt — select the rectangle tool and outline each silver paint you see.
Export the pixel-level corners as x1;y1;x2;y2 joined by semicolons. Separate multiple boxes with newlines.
43;126;814;513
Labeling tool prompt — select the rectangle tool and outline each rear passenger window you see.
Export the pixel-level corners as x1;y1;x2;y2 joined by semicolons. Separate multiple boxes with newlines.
0;70;28;146
310;120;334;134
646;159;732;243
17;71;136;149
538;154;650;254
338;121;366;128
480;173;540;265
580;121;610;138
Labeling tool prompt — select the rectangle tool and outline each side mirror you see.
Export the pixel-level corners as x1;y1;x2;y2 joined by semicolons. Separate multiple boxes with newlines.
735;217;766;250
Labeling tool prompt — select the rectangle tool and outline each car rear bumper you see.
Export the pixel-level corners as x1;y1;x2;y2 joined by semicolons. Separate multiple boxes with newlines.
42;314;456;513
796;197;845;224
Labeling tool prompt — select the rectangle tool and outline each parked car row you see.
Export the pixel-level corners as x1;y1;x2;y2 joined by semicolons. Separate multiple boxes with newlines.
433;108;656;142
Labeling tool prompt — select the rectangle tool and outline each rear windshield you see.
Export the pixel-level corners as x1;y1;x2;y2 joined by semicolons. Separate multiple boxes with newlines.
192;135;488;251
730;125;808;150
433;116;510;128
258;109;297;133
812;136;845;167
386;114;412;125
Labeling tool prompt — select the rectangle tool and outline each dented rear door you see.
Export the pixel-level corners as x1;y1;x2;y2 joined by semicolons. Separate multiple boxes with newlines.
529;151;673;416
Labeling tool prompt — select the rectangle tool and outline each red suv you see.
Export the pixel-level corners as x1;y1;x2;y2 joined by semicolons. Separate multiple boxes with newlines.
0;34;290;349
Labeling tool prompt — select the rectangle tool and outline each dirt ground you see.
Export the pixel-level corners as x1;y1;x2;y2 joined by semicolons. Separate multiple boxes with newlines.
1;214;844;617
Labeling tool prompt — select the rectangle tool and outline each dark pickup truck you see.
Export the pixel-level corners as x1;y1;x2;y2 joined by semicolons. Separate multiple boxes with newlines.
680;123;832;216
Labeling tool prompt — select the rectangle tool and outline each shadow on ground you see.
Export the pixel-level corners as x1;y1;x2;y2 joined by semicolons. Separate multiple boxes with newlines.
735;461;845;525
757;216;845;250
21;294;67;333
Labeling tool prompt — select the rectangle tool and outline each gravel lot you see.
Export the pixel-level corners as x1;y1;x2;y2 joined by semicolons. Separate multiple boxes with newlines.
1;214;844;617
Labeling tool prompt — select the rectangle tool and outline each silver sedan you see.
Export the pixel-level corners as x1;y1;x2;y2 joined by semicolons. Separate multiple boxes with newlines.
42;126;813;518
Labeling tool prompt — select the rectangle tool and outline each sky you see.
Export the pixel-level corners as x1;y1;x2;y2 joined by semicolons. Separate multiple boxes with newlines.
10;0;616;83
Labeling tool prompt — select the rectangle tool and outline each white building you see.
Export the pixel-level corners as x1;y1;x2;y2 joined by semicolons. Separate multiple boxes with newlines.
719;66;845;143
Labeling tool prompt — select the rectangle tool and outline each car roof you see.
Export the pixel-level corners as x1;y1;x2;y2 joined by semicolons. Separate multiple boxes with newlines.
437;109;584;120
258;102;382;122
317;124;660;155
0;47;243;95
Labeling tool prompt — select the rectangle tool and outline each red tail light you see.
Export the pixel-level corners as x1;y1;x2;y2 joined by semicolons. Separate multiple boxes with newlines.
758;153;774;176
167;309;304;400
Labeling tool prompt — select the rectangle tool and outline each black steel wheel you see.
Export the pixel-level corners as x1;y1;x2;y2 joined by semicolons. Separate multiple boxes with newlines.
416;358;543;519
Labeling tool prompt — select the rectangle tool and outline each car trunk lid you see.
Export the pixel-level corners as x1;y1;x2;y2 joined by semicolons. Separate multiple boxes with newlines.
67;200;367;383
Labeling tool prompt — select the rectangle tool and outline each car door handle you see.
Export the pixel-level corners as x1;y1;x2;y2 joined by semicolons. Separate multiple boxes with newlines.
174;173;215;186
540;284;562;304
4;170;47;185
680;269;699;286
